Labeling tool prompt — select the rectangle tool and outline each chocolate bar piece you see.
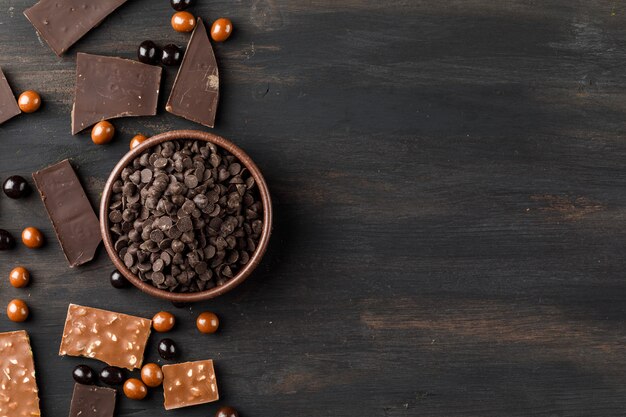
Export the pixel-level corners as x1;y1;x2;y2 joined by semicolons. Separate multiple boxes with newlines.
32;159;101;267
69;384;116;417
0;331;41;417
24;0;128;56
166;18;219;128
162;360;219;410
59;304;152;370
72;53;162;134
0;68;20;125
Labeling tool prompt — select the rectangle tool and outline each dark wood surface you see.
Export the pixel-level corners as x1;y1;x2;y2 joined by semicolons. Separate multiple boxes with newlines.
1;1;625;416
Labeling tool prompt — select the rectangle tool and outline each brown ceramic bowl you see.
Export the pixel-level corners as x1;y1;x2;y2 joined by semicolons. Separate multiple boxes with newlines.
100;130;272;302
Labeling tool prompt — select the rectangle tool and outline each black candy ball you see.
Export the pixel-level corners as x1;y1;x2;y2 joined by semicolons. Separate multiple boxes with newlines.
158;338;178;360
0;229;15;250
161;44;183;66
110;269;130;289
3;176;30;199
100;366;124;385
73;365;96;385
138;40;161;65
170;0;193;11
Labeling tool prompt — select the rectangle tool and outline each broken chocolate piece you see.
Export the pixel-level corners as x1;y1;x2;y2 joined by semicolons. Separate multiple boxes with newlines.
166;18;219;128
72;53;162;134
0;68;20;125
59;304;152;370
0;330;41;417
24;0;128;56
69;384;116;417
32;159;101;267
162;360;219;410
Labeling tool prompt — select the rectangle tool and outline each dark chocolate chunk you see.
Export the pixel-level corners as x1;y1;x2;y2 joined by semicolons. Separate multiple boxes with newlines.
24;0;128;56
69;383;116;417
72;53;162;134
32;160;101;267
166;19;219;128
0;68;20;125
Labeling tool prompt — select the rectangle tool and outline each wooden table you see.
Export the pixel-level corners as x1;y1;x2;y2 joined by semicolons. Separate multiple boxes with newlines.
1;1;625;416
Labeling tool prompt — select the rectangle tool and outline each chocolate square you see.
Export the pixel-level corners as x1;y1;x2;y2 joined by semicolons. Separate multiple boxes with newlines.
68;384;116;417
162;360;219;410
0;330;41;417
0;68;20;125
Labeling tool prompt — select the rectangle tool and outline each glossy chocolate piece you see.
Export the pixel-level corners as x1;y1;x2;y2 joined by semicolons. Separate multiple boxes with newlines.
0;330;41;417
0;68;20;125
68;383;116;417
166;19;219;128
24;0;128;56
162;360;219;410
59;304;152;370
72;53;162;134
32;159;101;267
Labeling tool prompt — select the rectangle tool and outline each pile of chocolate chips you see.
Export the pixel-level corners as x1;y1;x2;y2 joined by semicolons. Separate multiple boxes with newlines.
108;140;263;292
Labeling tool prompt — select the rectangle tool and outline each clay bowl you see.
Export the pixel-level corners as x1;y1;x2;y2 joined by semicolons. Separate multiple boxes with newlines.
100;130;272;302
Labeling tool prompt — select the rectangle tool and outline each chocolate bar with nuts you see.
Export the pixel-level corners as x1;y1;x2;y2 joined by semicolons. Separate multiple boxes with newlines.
0;330;41;417
59;304;152;370
162;360;219;410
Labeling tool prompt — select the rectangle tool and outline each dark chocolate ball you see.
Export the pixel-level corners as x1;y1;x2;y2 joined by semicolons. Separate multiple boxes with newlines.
216;406;239;417
3;175;29;199
158;338;178;360
0;229;15;250
73;365;96;385
161;44;183;66
138;40;161;65
100;366;125;385
110;269;130;289
170;0;193;11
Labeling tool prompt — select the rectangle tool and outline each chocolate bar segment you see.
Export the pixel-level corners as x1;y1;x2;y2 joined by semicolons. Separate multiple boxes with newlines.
59;304;152;370
32;159;101;267
162;360;219;410
69;384;116;417
24;0;128;56
166;18;219;128
72;53;162;134
0;68;20;125
0;330;41;417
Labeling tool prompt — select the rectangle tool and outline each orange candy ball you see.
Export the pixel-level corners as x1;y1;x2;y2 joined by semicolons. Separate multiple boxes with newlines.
152;311;176;332
211;18;233;42
18;90;41;113
141;363;163;388
123;378;148;400
196;311;219;334
9;267;30;288
172;11;196;32
22;227;44;249
130;134;148;150
91;121;115;145
7;299;29;322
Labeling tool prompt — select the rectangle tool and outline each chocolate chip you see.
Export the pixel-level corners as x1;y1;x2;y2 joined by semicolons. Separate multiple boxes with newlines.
109;140;264;293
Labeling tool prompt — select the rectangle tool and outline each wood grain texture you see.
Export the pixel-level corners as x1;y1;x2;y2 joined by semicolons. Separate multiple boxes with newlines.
0;0;625;416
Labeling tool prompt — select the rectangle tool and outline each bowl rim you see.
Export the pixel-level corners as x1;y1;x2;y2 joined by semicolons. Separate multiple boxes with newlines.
100;129;273;302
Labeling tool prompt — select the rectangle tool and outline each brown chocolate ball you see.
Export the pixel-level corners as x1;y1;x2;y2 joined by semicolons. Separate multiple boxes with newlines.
18;90;41;113
7;299;29;322
153;311;176;332
123;378;148;400
140;363;163;387
91;121;115;145
22;227;44;249
211;18;233;42
9;266;30;288
171;11;195;32
130;134;148;150
196;311;219;334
